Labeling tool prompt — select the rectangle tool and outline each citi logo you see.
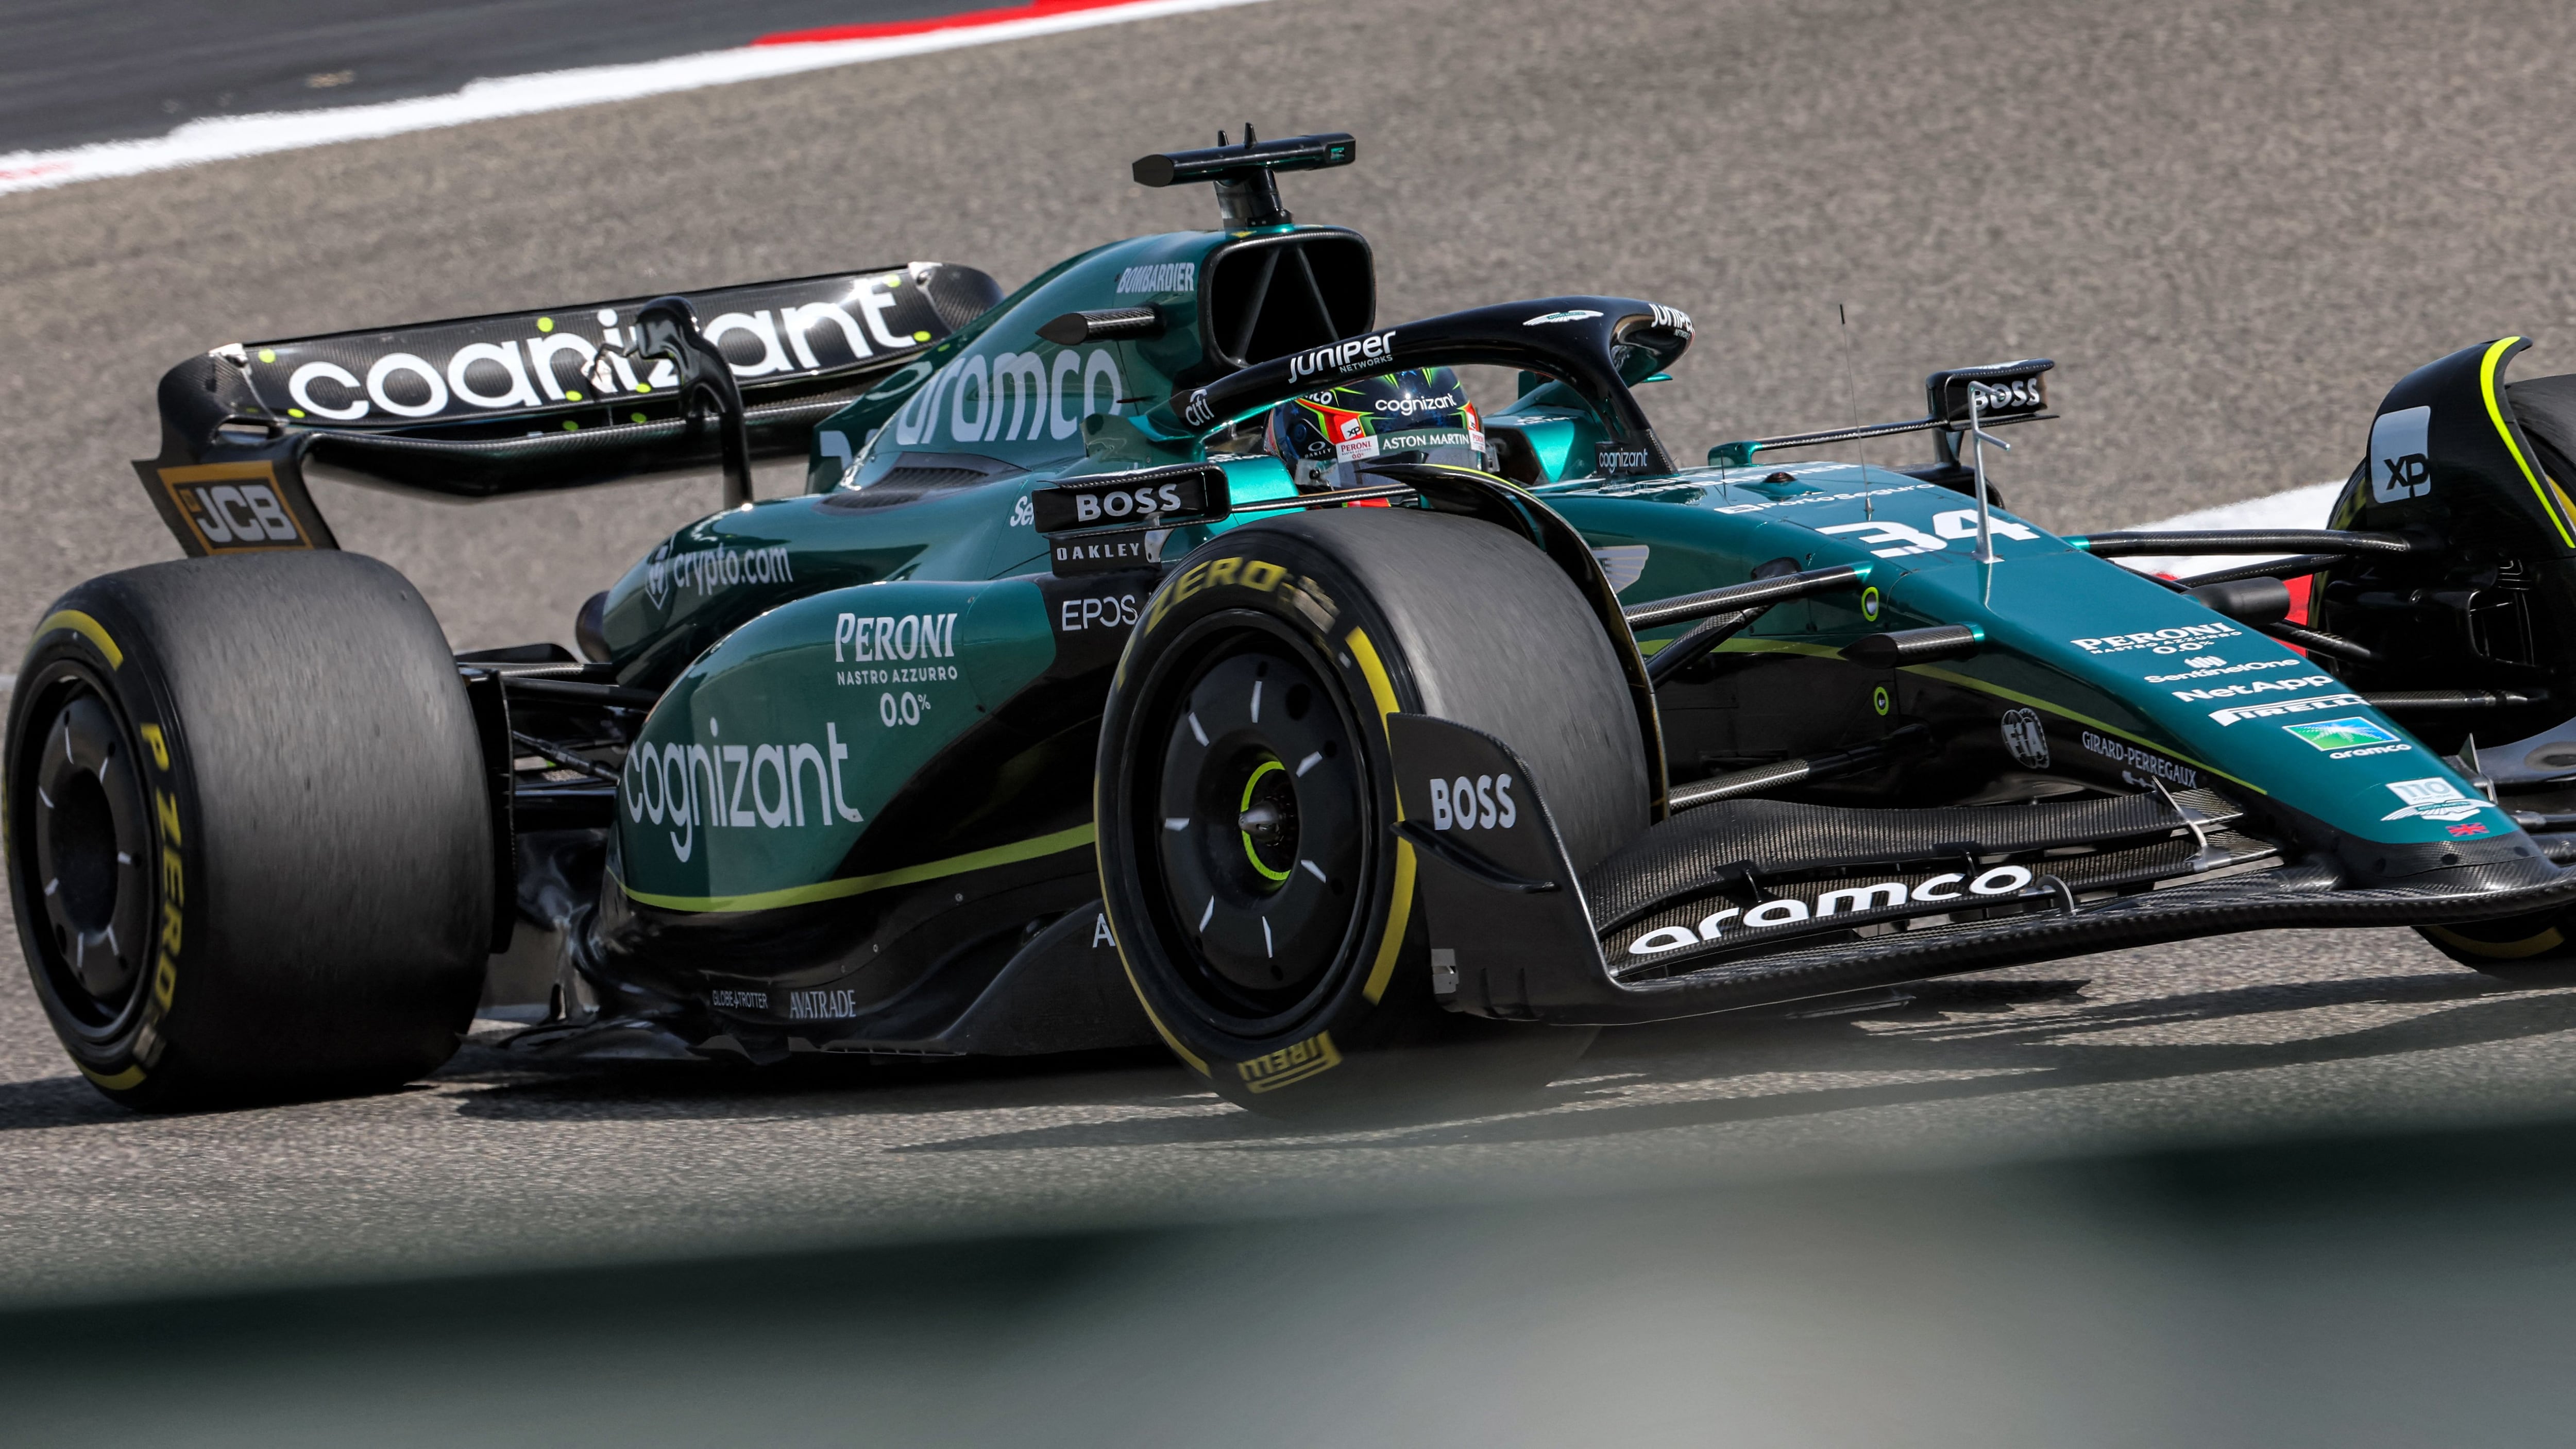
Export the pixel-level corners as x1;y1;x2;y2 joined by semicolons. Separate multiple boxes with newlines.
1287;331;1396;383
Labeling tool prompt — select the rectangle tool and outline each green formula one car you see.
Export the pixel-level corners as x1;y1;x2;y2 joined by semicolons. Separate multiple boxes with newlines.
19;131;2576;1116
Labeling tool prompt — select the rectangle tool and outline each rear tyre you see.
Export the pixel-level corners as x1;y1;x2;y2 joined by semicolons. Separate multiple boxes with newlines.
1098;508;1649;1120
6;552;493;1110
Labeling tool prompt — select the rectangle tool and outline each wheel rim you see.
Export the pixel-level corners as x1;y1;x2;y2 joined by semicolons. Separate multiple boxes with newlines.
1145;621;1372;1019
27;687;151;1031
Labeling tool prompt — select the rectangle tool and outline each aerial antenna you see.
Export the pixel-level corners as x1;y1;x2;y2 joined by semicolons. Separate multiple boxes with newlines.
1964;381;2011;564
1840;302;1869;520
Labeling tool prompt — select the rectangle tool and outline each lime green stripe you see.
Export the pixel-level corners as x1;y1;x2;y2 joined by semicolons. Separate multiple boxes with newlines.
617;823;1096;914
1711;636;2262;794
2479;336;2573;548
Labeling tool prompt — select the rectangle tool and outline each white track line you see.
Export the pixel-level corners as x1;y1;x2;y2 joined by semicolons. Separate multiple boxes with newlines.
0;0;1270;198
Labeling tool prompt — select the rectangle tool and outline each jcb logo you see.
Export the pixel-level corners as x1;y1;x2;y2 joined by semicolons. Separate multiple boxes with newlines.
157;464;309;552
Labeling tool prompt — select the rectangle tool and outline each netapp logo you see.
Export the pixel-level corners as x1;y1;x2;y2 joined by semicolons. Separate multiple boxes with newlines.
1287;331;1396;383
1117;263;1196;294
2171;674;2334;703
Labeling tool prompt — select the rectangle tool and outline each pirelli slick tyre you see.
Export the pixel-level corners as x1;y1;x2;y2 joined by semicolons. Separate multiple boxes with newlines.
1098;507;1650;1119
2416;913;2576;981
5;551;492;1110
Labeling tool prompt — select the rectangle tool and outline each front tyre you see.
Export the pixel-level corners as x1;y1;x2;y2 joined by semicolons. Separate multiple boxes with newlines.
6;552;494;1110
2417;914;2576;981
1098;509;1649;1119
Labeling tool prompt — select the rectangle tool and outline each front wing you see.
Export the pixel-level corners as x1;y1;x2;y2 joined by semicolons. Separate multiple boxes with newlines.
1388;714;2576;1026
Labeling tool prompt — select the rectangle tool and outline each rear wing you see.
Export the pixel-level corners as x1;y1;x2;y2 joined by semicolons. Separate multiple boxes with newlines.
133;263;1002;556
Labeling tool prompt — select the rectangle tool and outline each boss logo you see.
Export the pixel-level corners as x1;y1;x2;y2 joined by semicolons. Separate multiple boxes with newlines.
1428;773;1517;831
1967;378;2045;412
1072;482;1187;523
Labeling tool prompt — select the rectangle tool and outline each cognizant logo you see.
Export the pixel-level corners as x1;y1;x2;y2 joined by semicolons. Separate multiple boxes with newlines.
623;718;868;863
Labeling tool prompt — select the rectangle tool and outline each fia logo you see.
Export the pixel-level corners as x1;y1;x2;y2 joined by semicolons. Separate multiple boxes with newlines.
2001;708;2050;770
2369;406;2432;503
645;541;671;609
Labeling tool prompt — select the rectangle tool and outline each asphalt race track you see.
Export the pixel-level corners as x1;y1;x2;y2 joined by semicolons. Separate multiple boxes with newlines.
5;0;2576;1331
1;0;1005;152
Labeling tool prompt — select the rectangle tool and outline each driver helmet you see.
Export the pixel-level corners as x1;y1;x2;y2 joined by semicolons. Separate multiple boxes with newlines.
1261;367;1487;490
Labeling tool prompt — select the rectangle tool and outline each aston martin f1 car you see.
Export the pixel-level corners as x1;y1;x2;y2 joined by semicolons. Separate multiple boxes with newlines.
20;131;2576;1115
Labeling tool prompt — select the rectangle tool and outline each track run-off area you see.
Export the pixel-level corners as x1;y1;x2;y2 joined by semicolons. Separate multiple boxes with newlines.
4;0;2576;1328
